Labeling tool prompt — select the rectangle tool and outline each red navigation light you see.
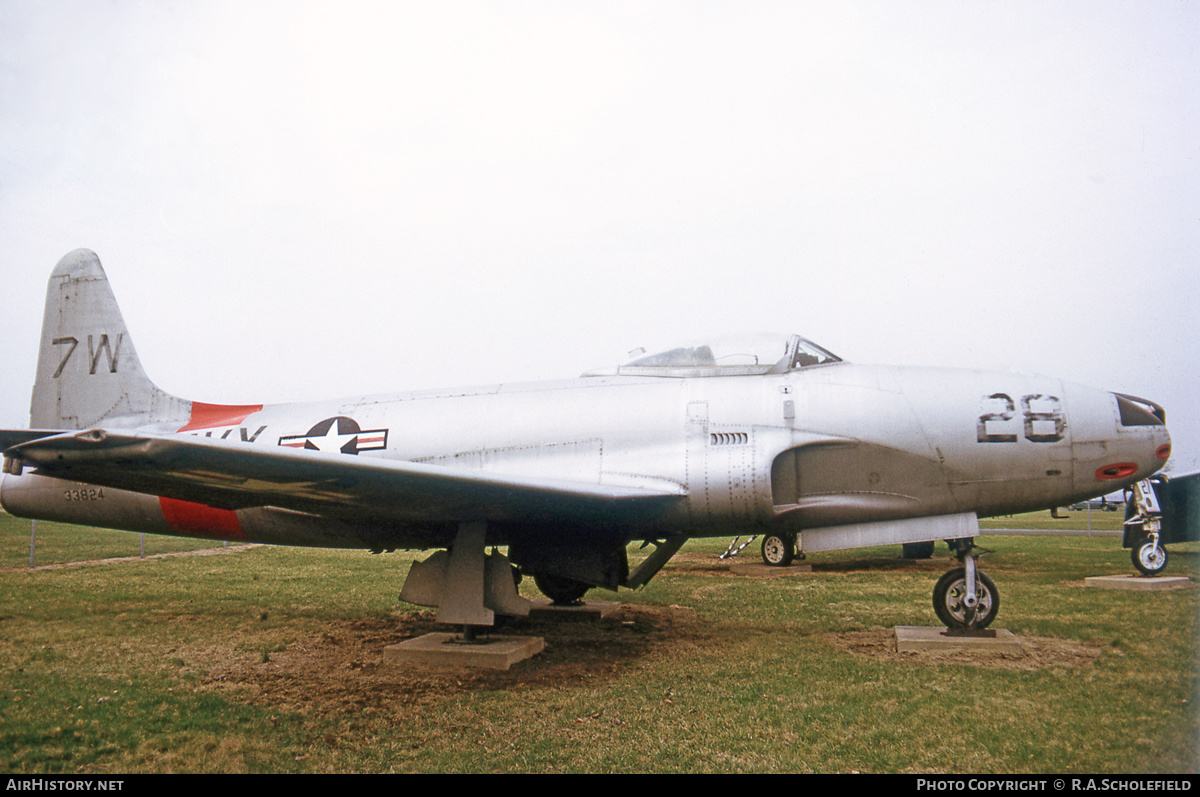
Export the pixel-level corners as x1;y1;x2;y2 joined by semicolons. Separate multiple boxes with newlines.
1096;463;1138;480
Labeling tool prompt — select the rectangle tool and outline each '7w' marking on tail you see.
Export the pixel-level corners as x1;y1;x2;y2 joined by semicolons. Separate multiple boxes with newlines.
51;333;124;377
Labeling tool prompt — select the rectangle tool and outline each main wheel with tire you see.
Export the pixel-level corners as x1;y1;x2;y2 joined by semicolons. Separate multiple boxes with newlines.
533;573;590;606
761;532;796;567
932;567;999;630
902;540;936;560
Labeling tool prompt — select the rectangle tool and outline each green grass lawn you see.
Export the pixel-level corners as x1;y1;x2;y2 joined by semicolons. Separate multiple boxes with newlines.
979;509;1128;532
0;509;1129;569
1;512;1196;774
1;514;227;569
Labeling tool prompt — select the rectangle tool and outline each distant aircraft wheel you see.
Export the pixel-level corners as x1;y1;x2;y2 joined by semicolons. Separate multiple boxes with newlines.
1132;539;1168;576
761;532;796;567
932;567;999;630
534;573;589;606
902;541;935;560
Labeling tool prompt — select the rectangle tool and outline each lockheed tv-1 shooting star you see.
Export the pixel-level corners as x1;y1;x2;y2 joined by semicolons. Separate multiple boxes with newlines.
0;250;1173;633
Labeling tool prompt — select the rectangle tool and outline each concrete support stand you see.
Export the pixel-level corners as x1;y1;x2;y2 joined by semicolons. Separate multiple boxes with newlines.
894;626;1024;654
528;598;620;621
384;632;545;670
1083;575;1193;591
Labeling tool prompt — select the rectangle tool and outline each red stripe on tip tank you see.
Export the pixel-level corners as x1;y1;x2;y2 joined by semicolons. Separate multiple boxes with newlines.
177;402;264;432
159;497;245;539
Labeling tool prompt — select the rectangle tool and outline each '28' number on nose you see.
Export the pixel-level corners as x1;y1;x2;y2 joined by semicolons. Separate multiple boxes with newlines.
977;393;1065;443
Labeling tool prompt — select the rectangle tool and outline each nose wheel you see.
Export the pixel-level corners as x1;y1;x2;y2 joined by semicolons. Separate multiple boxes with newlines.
1132;537;1168;576
933;541;999;630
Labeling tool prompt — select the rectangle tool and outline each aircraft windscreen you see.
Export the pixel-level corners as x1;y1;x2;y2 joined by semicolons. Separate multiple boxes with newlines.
622;333;841;372
789;337;842;368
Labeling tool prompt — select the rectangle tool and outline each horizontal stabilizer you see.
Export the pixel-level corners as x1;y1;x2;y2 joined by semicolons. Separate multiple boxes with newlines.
0;429;68;451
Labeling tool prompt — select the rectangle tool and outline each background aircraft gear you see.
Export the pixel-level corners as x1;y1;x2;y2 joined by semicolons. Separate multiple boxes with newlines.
902;540;936;559
760;531;796;566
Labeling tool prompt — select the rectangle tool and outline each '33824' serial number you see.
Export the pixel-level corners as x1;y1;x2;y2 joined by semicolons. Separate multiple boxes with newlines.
63;488;105;501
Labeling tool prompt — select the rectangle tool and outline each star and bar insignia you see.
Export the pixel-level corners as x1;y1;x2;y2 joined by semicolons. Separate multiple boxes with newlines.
278;416;388;455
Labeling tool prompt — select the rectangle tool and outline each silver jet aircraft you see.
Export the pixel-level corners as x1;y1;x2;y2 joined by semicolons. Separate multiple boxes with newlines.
0;250;1173;632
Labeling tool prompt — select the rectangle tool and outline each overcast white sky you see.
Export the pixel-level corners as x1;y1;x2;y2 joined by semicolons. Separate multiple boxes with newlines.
2;1;1197;471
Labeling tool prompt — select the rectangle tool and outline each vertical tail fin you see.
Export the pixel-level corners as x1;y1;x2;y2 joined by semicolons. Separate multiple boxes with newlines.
30;249;190;430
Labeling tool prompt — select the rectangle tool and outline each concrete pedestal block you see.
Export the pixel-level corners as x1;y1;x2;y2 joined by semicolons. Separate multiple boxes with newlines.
895;625;1024;654
383;632;545;670
527;598;620;621
1083;575;1193;591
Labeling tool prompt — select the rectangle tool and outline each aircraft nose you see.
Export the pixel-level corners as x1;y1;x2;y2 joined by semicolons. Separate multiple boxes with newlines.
1108;392;1172;474
1065;386;1170;491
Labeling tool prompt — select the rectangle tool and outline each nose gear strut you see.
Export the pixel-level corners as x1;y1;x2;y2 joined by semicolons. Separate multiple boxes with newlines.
1126;478;1167;576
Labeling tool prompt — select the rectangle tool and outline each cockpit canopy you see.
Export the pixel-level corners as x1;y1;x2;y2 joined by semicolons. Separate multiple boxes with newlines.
583;333;842;378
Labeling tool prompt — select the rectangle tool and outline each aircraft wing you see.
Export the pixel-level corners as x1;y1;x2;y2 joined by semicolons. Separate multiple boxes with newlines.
1163;466;1200;482
1;429;686;525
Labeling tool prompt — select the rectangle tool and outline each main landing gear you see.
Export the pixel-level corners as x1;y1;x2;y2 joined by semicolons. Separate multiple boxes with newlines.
533;573;590;606
933;539;999;631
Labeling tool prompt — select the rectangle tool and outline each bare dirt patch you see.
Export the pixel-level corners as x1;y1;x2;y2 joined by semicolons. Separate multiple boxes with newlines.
180;551;1102;718
192;608;1104;723
196;603;707;718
